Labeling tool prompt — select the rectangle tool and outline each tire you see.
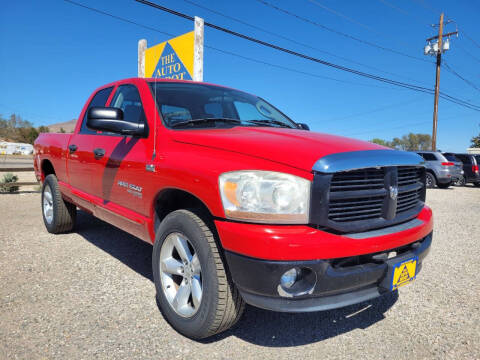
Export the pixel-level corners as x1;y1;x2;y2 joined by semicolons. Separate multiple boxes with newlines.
437;182;451;189
152;209;245;339
41;174;77;233
474;182;480;187
425;172;437;188
454;176;466;186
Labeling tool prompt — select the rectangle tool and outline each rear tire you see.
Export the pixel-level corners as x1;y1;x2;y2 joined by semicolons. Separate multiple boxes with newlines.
41;174;77;233
454;176;466;186
437;182;451;189
425;172;436;188
152;209;245;339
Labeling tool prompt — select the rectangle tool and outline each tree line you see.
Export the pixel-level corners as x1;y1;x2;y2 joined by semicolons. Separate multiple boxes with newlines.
370;133;432;151
0;114;64;144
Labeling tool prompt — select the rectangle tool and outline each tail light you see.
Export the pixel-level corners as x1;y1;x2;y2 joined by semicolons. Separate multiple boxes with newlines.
441;162;454;166
473;165;479;173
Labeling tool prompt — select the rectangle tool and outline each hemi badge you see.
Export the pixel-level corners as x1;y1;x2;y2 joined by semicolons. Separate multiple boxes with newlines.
146;164;155;172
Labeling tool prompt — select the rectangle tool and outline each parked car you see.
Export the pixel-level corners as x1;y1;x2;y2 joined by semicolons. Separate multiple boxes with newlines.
415;151;461;188
445;153;480;187
34;78;433;339
441;153;465;186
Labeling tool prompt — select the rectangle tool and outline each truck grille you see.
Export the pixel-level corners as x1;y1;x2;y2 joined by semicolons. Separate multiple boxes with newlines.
311;165;426;233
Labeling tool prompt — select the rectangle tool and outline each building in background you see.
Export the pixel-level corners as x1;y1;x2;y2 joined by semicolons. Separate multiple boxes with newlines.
0;141;34;155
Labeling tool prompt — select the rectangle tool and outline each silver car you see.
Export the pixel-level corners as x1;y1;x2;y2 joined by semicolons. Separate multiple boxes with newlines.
416;151;463;188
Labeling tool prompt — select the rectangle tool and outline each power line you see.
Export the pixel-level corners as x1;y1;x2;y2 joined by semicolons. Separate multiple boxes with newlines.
328;97;426;122
377;0;426;26
255;0;431;63
136;0;480;111
61;0;401;90
307;0;418;49
306;0;375;32
457;42;480;64
62;0;480;112
136;0;435;92
180;0;423;83
443;60;480;93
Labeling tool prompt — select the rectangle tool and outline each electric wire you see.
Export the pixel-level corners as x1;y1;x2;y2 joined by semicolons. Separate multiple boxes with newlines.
179;0;423;83
62;0;480;112
442;60;480;93
135;0;480;111
254;0;431;63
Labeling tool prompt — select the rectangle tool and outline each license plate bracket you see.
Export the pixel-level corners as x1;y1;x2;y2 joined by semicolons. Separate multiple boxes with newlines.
389;256;418;291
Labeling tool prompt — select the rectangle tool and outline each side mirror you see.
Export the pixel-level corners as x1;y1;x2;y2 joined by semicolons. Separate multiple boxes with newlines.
297;123;310;131
87;107;145;136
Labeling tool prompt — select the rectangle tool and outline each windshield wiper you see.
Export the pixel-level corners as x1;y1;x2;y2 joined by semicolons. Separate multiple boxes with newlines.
171;117;242;128
248;119;294;128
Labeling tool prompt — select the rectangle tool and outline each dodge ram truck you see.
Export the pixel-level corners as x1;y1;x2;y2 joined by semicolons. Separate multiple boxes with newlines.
34;78;433;339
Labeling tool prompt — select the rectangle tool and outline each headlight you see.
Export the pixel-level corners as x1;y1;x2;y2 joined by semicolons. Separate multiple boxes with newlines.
219;171;311;224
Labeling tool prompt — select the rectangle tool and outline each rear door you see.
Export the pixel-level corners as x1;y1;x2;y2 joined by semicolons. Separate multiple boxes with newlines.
90;83;152;239
67;86;114;199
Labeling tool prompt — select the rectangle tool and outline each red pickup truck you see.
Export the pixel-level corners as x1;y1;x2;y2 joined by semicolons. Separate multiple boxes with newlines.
34;78;433;339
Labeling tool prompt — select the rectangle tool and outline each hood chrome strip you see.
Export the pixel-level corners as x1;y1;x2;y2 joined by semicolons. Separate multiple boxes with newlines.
312;149;425;173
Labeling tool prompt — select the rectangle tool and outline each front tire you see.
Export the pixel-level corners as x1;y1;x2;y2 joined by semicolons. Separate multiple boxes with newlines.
152;209;245;339
41;174;77;233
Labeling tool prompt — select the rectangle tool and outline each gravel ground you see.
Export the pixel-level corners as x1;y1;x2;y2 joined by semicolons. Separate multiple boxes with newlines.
0;186;479;359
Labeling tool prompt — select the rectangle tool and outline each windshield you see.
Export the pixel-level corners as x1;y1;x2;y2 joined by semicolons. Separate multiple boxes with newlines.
149;82;297;129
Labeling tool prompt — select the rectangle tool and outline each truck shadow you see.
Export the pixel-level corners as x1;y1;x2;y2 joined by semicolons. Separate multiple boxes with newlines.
75;210;398;347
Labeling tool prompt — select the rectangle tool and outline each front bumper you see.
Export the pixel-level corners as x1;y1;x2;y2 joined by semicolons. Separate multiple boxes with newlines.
225;233;432;312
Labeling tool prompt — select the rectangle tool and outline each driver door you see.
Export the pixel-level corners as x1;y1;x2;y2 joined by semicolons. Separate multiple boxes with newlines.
91;83;152;239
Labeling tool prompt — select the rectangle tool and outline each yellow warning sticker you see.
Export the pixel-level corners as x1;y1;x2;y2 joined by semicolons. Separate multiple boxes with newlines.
391;257;417;290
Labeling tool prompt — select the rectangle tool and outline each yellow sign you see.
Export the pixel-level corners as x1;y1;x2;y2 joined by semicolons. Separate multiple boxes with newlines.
391;258;417;290
145;31;194;80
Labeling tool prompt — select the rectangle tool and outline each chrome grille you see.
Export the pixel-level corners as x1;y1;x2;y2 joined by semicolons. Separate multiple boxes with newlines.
311;165;426;233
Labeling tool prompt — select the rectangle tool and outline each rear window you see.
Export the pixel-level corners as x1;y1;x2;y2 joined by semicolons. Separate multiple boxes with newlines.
456;155;471;164
475;156;480;166
443;153;460;162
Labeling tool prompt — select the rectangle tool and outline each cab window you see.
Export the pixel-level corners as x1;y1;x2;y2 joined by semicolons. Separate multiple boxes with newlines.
110;84;146;125
80;86;114;134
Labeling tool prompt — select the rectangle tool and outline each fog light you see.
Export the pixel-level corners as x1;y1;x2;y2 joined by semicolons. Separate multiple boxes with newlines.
280;268;299;288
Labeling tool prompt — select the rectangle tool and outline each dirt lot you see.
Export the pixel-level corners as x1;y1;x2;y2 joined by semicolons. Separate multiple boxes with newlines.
1;186;479;359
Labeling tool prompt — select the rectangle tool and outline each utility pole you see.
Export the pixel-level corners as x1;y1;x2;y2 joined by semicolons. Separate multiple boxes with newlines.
424;14;458;151
431;13;444;151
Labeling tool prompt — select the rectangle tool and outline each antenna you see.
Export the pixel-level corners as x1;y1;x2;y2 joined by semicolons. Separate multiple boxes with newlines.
152;73;158;161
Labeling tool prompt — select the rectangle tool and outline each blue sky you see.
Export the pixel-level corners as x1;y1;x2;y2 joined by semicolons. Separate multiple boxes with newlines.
0;0;479;151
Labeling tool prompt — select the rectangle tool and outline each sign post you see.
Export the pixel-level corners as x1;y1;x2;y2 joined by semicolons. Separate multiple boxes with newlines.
138;17;204;81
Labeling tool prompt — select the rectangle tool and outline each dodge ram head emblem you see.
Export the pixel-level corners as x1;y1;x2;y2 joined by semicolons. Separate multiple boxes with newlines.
389;185;398;201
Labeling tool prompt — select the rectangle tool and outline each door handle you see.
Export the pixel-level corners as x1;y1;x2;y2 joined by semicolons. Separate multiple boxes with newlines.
93;148;105;159
68;144;78;153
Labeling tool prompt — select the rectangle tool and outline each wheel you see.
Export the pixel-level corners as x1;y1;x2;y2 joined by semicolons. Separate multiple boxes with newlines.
474;182;480;187
437;182;451;189
152;209;245;339
454;176;466;186
41;174;77;233
425;172;436;188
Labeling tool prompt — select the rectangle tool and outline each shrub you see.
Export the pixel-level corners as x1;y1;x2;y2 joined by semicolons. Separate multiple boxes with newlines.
0;173;19;193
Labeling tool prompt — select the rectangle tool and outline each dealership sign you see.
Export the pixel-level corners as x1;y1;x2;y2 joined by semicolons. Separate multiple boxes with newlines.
138;17;204;81
145;31;194;80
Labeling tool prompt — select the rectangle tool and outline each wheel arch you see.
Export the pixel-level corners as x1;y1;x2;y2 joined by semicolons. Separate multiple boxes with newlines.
41;159;56;180
152;188;217;235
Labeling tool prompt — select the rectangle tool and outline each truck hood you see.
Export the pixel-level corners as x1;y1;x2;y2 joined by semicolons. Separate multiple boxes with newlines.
171;127;387;172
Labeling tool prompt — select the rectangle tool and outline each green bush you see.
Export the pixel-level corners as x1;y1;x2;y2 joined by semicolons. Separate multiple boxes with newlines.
0;173;19;193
